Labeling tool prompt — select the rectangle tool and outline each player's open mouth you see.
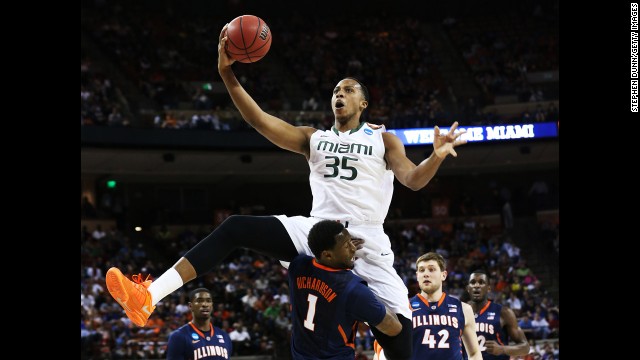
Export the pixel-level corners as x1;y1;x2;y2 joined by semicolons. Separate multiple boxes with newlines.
335;101;345;108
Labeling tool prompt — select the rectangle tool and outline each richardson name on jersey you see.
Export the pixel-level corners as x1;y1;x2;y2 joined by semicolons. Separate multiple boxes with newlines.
412;314;460;329
317;141;373;156
193;345;229;359
296;276;337;302
475;322;495;334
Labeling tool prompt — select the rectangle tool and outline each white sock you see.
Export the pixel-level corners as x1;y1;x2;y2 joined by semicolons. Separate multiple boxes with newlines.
148;268;184;306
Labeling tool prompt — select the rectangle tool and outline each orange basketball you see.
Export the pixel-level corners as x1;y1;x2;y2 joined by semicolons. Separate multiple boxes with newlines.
225;15;272;63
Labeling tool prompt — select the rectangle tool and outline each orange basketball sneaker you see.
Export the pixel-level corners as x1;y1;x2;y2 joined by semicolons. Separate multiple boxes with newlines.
106;267;155;327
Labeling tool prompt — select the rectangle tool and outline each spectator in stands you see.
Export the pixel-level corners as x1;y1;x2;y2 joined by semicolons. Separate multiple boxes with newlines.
506;292;523;316
547;307;559;337
241;288;258;309
518;313;534;336
92;224;106;241
540;342;554;359
229;322;252;356
531;312;551;340
192;89;212;110
501;237;520;264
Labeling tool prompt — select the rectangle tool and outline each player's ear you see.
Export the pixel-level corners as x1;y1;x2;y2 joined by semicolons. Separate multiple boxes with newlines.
321;250;332;260
361;100;368;110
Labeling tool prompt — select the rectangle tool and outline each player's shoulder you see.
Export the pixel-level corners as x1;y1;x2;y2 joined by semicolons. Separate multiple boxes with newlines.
381;128;402;145
460;299;474;314
498;302;517;318
408;294;421;307
169;323;191;339
300;125;320;135
348;272;369;288
291;254;313;267
214;325;230;338
365;122;386;131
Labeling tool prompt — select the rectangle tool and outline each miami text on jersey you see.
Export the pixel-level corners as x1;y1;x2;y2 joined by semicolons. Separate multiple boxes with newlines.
316;141;373;156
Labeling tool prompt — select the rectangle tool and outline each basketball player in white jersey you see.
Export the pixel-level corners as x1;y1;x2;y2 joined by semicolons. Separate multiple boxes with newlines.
105;23;467;360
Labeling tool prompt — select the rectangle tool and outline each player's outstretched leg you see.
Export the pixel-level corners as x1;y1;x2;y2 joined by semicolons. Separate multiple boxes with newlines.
105;215;298;327
106;267;155;327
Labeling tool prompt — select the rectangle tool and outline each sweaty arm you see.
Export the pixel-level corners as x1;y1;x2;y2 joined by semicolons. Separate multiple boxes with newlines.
217;24;314;156
461;302;482;360
484;305;530;356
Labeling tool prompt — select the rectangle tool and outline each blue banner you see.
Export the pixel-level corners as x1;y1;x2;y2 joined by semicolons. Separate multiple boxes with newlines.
387;122;559;146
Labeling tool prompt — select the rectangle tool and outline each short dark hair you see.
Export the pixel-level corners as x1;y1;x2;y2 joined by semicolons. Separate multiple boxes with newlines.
344;77;370;102
469;269;487;277
188;287;212;302
308;220;344;258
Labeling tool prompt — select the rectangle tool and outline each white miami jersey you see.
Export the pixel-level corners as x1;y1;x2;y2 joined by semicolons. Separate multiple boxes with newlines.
308;122;394;224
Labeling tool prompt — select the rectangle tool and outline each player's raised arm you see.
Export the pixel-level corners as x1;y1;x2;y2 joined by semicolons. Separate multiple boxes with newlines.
383;121;467;191
217;24;315;156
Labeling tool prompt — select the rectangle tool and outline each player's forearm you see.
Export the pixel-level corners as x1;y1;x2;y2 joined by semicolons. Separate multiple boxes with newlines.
404;152;444;190
218;67;265;126
502;343;531;356
466;350;483;360
375;309;402;336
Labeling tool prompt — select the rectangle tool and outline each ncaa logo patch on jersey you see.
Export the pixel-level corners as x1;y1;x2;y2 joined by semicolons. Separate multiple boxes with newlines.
191;333;199;340
364;128;373;135
411;301;420;308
